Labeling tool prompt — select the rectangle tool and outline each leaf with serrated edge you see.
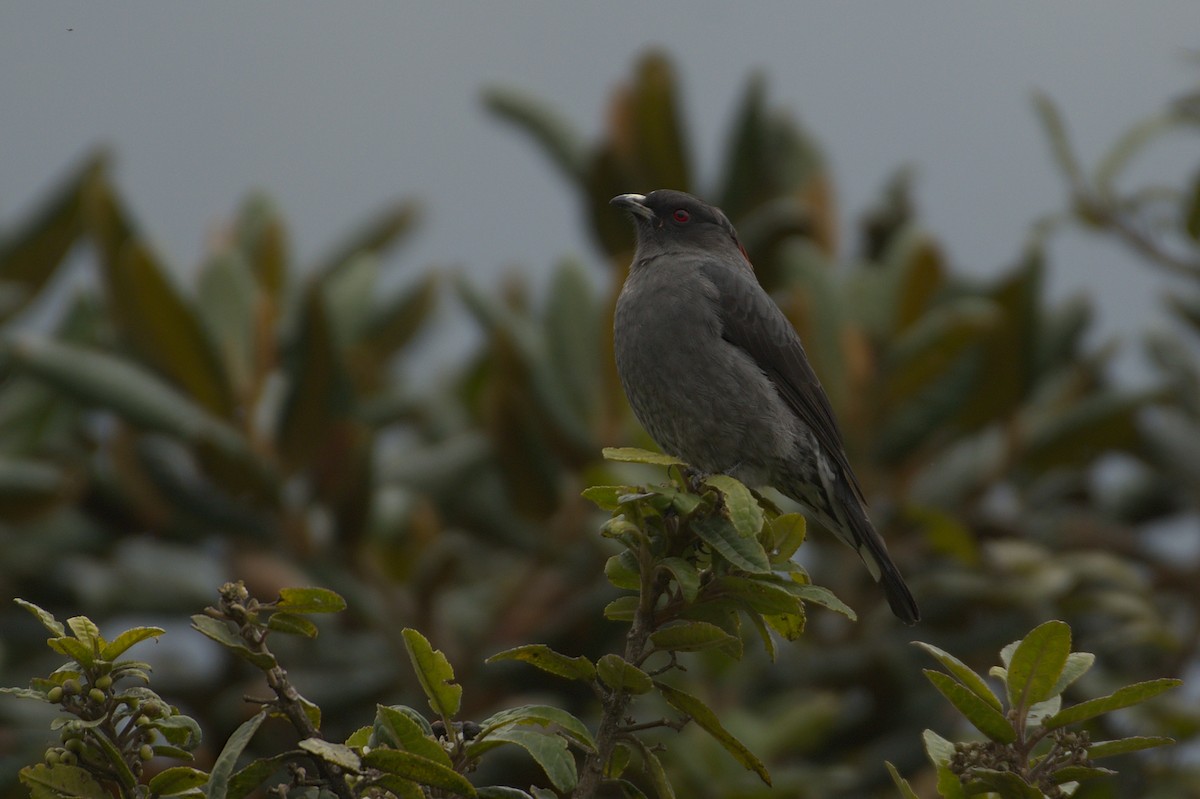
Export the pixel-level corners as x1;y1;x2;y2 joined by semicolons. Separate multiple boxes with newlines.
1006;620;1071;711
1045;678;1181;729
655;682;770;785
913;641;1002;711
66;617;102;653
14;599;65;636
401;628;462;720
487;644;596;682
924;671;1016;743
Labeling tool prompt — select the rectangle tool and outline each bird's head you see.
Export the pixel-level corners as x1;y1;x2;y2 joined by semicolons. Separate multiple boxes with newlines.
611;190;751;267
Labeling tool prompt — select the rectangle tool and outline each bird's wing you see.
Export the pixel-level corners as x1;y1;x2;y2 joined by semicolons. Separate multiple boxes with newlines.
702;260;867;505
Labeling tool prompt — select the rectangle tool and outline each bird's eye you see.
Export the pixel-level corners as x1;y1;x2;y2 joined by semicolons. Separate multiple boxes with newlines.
672;209;690;223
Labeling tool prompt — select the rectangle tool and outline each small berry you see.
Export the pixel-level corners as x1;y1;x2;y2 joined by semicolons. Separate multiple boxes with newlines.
45;749;59;765
88;688;106;704
62;679;80;696
60;751;77;766
46;686;64;703
135;715;151;728
94;674;113;690
139;744;153;761
64;738;85;754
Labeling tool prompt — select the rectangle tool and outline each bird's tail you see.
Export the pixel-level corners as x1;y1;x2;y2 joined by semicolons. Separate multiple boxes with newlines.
838;485;919;625
781;474;920;624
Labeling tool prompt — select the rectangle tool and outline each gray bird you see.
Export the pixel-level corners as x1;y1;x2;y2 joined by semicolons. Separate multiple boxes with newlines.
612;189;919;624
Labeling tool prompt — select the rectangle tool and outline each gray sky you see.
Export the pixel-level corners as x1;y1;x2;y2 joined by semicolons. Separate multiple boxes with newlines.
2;3;1197;379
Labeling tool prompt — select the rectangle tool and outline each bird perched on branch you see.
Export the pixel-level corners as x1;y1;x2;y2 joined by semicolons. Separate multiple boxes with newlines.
611;189;919;624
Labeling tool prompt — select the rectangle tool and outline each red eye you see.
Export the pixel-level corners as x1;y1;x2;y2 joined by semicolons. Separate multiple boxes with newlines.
672;209;690;223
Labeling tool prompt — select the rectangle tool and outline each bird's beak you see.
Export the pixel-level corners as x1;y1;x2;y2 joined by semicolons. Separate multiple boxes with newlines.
610;193;654;221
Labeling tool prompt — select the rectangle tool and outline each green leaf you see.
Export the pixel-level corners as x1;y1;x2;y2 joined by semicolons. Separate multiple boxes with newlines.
276;287;349;469
0;687;53;701
298;738;361;770
650;621;738;653
486;644;596;682
1048;651;1095;697
789;583;857;620
149;767;210;796
225;754;291;799
360;272;440;363
656;557;701;602
1087;736;1175;759
0;151;103;325
1044;678;1182;728
636;741;676;799
709;575;801;616
1186;169;1200;242
312;199;420;282
603;596;639;621
601;446;683;466
1032;91;1083;185
476;788;535;799
362;749;476;797
691;515;771;573
482;87;588;184
1050;765;1117;785
913;641;1003;712
99;626;165;661
19;764;108;799
266;612;318;638
704;475;763;538
884;762;920;799
472;728;577;794
10;337;248;457
65;617;102;653
371;705;450;766
605;551;641;590
154;713;203;750
104;241;235;418
766;513;806;562
966;769;1044;798
190;615;277;670
46;637;94;666
276;587;347;614
478;704;596;752
924;670;1016;744
655;682;770;785
233;192;288;303
921;731;968;799
204;710;267;799
14;599;65;636
581;485;629;511
596;654;653;695
401;628;462;720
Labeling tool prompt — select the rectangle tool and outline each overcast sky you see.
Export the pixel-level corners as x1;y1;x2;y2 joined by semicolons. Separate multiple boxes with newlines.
2;3;1197;379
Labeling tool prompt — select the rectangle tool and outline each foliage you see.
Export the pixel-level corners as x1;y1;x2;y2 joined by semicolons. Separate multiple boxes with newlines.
2;459;853;798
889;620;1179;798
1;49;1198;798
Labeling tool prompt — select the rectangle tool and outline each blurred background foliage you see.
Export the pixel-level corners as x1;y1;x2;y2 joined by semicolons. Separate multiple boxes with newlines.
1;50;1198;798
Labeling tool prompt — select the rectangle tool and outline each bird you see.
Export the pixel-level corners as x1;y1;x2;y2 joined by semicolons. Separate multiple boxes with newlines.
611;189;919;624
